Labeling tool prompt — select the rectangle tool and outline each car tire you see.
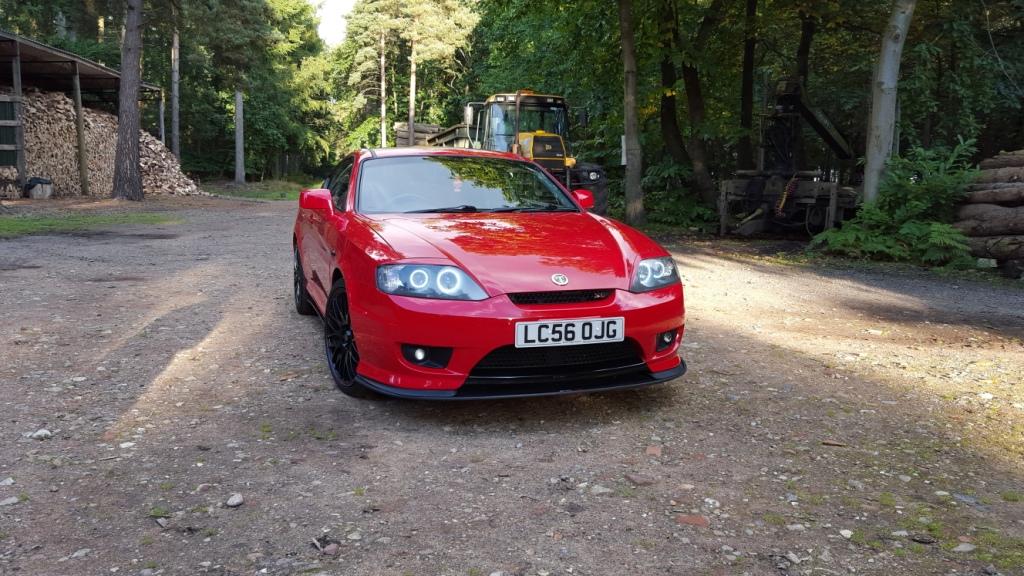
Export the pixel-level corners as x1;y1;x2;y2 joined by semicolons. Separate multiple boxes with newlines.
293;246;317;316
323;281;375;399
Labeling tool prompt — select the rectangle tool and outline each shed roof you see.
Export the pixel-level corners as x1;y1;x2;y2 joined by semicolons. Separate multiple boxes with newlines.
0;28;160;99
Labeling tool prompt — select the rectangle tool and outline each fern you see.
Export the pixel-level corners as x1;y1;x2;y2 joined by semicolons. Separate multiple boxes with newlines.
812;140;976;267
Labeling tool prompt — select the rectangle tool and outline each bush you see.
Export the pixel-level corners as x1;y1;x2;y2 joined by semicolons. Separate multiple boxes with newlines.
812;140;977;266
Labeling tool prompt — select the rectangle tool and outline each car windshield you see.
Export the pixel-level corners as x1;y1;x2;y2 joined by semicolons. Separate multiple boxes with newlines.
356;155;578;214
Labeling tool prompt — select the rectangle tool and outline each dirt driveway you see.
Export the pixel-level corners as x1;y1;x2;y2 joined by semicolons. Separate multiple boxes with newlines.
1;199;1022;576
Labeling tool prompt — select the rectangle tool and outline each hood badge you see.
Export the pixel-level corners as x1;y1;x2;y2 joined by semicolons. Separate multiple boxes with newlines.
551;273;569;286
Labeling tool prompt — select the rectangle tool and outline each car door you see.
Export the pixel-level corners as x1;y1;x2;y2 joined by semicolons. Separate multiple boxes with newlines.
315;156;354;291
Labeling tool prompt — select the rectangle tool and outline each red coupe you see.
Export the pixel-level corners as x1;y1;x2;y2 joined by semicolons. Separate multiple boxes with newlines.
293;147;686;399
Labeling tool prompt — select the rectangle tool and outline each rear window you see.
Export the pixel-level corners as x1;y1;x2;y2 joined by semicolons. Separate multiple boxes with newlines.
356;155;576;214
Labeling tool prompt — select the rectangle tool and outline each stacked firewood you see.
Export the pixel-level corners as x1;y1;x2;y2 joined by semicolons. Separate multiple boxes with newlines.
0;88;199;199
393;122;441;146
955;150;1024;275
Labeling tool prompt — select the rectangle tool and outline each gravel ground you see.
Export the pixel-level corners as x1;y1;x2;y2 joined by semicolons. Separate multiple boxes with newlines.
1;199;1022;576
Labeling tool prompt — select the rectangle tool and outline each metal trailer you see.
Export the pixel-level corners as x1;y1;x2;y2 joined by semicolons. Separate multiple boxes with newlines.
719;78;859;236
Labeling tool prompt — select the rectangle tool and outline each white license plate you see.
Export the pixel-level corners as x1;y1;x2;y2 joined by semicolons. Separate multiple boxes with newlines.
514;317;625;348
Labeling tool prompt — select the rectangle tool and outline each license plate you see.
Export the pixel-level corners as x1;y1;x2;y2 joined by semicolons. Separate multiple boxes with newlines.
514;317;625;348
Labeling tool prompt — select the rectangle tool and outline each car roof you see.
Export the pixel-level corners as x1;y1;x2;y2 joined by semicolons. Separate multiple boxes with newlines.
360;146;523;162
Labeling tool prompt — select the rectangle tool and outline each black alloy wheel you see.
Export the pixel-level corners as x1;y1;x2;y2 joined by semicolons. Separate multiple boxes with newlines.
323;282;373;398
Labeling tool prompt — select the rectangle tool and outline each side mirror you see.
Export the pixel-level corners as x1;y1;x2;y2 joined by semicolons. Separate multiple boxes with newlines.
464;104;475;127
572;189;594;210
300;188;333;213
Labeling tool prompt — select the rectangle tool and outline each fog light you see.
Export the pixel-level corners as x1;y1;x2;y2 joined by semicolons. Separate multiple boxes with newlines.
656;329;677;352
401;344;453;368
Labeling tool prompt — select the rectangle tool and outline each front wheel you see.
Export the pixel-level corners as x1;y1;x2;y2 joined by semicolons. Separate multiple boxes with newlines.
323;282;374;398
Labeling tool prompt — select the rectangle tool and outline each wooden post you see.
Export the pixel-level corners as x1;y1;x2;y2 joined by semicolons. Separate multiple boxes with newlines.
159;90;166;145
12;43;26;189
234;89;244;184
719;186;728;236
827;185;838;230
72;62;90;196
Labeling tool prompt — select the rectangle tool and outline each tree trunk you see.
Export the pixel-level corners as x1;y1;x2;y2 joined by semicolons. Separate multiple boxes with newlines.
407;40;416;147
681;0;726;206
979;154;1024;170
795;13;815;83
234;89;244;184
737;0;757;170
112;0;144;201
380;31;387;148
619;0;645;225
171;22;180;159
681;65;716;206
967;235;1024;260
975;166;1024;184
965;186;1024;205
955;204;1024;236
863;0;917;203
658;0;688;166
793;12;815;169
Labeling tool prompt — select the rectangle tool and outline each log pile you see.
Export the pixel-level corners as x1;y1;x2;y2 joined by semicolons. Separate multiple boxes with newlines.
954;149;1024;275
393;122;441;146
0;88;199;199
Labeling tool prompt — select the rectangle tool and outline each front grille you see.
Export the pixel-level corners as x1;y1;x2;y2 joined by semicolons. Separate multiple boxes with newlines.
472;341;641;375
508;289;612;305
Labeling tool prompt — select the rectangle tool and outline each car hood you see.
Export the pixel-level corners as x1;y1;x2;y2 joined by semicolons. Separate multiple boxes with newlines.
363;212;647;295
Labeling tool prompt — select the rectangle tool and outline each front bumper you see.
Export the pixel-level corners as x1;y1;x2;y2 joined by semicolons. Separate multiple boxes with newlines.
350;284;686;398
355;360;686;400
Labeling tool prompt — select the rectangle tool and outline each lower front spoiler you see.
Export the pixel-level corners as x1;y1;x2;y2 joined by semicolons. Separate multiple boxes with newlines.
354;359;687;400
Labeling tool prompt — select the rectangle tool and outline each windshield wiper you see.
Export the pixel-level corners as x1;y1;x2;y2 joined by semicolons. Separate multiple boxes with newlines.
407;205;480;213
490;203;576;212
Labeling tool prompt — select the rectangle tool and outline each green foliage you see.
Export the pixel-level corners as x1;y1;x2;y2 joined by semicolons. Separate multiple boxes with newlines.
812;140;977;266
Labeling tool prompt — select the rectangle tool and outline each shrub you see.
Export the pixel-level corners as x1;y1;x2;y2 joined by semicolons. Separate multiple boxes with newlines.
812;139;977;266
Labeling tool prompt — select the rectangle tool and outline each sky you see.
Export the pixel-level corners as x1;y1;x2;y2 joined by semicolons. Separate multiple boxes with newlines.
311;0;356;46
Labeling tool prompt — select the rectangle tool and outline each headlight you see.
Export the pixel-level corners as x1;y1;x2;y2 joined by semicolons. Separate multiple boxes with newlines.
588;171;600;181
630;257;679;292
377;264;488;300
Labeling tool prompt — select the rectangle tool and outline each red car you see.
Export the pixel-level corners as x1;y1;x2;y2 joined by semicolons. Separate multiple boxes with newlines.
293;147;686;399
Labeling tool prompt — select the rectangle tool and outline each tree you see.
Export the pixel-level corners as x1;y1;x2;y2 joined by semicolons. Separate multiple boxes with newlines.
618;0;644;225
170;2;180;159
347;0;403;147
679;0;727;207
737;0;758;170
658;0;689;168
400;0;479;145
112;0;144;201
864;0;917;203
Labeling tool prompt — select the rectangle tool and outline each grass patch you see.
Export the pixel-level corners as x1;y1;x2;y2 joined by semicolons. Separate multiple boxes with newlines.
878;492;898;507
1001;491;1021;503
762;512;786;526
202;179;314;201
0;212;175;238
148;506;171;518
975;528;1024;570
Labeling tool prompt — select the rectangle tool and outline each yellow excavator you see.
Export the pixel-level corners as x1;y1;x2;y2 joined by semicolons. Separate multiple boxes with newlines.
429;90;607;209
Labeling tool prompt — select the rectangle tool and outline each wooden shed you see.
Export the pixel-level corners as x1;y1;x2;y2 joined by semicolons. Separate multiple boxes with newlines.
0;29;160;195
